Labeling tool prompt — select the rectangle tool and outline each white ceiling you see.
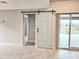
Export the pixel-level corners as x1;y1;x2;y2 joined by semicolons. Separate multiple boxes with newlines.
50;0;79;2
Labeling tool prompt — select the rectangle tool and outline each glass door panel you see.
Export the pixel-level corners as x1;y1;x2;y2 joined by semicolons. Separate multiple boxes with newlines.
59;14;79;49
59;14;70;48
70;17;79;48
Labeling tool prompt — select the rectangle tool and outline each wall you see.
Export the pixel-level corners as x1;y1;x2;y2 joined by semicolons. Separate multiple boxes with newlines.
0;10;19;46
18;11;24;46
49;1;79;13
0;0;49;10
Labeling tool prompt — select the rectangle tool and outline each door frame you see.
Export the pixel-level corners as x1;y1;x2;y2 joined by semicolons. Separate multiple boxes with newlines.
56;13;79;50
23;13;38;47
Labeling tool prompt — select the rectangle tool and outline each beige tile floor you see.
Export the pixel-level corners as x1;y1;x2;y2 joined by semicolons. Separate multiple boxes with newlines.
0;46;79;59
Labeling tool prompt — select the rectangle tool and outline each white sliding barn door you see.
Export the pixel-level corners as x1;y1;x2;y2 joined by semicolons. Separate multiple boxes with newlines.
36;12;53;48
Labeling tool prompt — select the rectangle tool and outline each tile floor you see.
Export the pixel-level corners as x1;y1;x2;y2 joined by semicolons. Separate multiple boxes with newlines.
0;46;79;59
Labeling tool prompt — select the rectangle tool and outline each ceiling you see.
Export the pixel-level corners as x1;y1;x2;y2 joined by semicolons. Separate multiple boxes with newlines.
50;0;79;2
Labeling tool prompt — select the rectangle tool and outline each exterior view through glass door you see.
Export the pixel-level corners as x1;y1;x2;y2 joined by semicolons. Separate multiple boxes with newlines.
59;14;79;49
70;14;79;49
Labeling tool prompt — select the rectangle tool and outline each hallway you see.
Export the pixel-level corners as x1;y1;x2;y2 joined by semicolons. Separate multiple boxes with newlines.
0;46;79;59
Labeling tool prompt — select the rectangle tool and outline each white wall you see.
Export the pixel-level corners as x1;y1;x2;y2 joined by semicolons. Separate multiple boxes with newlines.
0;10;19;46
49;1;79;13
18;11;24;46
0;0;49;10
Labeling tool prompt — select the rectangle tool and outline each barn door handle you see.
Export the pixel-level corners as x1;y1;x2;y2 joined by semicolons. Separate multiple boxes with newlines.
37;28;39;33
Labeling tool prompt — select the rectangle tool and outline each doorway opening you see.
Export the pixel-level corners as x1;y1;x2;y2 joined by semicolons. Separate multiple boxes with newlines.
23;14;35;46
58;13;79;50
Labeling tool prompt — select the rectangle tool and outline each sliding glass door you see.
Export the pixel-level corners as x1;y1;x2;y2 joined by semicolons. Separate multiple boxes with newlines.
70;14;79;48
59;14;79;49
59;14;70;48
